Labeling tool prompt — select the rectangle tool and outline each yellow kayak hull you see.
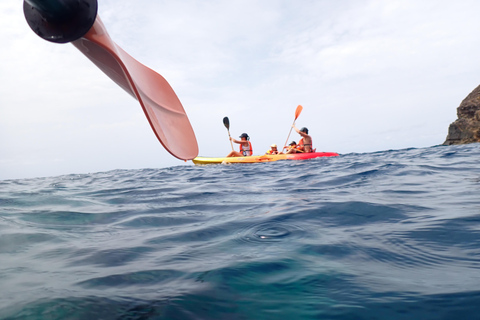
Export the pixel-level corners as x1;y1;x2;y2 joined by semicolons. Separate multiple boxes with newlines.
192;152;339;165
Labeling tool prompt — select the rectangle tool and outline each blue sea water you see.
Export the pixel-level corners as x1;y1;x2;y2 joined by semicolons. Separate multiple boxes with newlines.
1;144;480;320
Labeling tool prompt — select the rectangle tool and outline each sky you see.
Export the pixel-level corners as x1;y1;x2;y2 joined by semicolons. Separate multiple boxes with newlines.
1;0;480;180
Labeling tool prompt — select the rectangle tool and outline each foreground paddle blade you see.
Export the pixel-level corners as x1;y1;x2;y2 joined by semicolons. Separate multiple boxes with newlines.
72;18;198;160
223;117;230;130
23;0;198;160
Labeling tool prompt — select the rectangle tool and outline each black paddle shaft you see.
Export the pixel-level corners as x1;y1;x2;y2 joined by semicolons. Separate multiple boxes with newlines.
24;0;98;43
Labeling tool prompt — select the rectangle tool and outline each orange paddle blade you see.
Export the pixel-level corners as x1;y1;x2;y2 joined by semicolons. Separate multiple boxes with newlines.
295;105;303;120
72;17;198;160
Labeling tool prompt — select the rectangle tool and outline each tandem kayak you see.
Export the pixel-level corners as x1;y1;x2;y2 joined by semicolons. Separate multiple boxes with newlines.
192;152;339;165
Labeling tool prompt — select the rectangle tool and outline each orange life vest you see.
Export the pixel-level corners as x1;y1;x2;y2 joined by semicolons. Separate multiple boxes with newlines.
239;141;253;156
298;138;313;152
266;149;279;155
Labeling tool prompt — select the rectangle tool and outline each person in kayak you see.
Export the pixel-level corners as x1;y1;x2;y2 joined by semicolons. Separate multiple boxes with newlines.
266;144;280;155
285;141;301;154
227;133;253;157
291;126;313;153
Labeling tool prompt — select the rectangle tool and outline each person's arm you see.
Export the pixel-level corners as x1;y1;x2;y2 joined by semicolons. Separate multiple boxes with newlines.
230;137;241;144
293;125;308;138
230;137;250;147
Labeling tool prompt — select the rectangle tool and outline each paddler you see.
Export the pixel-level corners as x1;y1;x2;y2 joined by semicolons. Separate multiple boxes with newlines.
291;126;313;153
226;133;253;157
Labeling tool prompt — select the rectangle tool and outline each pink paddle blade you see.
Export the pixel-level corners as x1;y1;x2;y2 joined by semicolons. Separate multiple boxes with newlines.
72;17;198;160
23;0;198;160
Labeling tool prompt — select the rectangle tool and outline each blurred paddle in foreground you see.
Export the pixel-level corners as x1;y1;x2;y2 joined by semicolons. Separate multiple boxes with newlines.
23;0;198;160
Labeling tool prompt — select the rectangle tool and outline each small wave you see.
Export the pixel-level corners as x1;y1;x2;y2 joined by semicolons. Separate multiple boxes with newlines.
236;221;306;244
76;269;186;289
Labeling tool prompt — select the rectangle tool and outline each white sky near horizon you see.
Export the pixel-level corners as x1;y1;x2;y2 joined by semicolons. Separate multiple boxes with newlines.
1;0;480;180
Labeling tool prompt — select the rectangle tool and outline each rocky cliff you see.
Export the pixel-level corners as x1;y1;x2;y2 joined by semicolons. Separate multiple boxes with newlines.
443;84;480;145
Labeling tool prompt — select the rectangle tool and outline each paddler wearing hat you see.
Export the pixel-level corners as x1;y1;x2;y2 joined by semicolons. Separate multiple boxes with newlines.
287;126;313;153
226;133;253;157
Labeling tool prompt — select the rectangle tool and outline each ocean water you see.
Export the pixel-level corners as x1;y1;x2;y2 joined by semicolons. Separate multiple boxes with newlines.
1;144;480;320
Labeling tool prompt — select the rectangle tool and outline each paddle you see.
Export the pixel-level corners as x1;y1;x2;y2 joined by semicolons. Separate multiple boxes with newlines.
282;105;303;151
223;117;234;151
23;0;198;160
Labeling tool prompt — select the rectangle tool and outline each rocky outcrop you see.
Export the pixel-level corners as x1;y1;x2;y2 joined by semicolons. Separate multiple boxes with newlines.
443;84;480;145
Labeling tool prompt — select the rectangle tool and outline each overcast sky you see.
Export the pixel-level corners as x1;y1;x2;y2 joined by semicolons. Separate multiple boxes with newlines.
1;0;480;180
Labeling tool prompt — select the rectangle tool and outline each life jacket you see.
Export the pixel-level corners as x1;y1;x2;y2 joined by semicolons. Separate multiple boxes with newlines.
239;141;253;156
266;149;278;155
298;138;313;152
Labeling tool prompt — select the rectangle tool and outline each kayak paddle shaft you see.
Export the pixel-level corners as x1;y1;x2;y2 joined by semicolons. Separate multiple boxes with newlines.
223;117;234;151
283;105;303;151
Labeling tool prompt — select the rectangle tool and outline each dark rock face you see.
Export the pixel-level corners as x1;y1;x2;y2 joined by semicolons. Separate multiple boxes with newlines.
443;85;480;145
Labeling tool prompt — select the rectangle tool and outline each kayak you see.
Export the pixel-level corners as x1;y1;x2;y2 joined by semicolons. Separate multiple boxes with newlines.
192;152;339;165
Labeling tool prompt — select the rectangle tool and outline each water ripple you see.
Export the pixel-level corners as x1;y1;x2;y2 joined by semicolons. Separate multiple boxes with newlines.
236;221;306;244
